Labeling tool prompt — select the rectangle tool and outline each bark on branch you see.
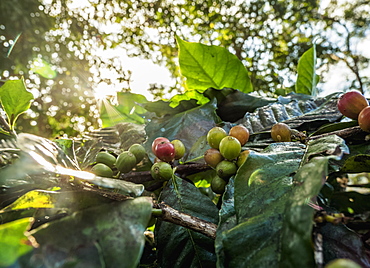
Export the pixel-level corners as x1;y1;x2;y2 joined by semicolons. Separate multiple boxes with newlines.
154;202;218;240
309;126;365;141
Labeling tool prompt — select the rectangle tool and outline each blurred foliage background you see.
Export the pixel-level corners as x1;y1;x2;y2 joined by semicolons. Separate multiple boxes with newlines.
0;0;369;138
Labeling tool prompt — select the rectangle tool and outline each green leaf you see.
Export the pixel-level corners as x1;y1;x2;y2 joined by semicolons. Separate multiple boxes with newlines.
320;223;370;267
0;78;34;130
99;92;147;127
216;136;348;267
241;92;342;134
215;178;237;265
144;99;221;162
169;89;210;108
30;58;57;79
0;217;33;267
295;45;319;96
155;176;218;267
0;190;55;212
143;99;201;117
28;197;152;267
217;90;276;122
280;156;333;267
55;138;103;170
176;36;253;93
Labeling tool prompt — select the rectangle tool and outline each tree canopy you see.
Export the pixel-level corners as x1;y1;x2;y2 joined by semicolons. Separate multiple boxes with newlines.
0;0;369;137
1;2;370;267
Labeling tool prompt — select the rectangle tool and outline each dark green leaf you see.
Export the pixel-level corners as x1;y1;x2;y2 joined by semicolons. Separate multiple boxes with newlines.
143;99;201;117
215;178;236;265
155;177;219;268
310;121;357;136
216;144;304;267
216;135;348;267
217;90;276;122
320;223;370;267
144;99;221;162
301;135;349;165
86;122;146;152
280;156;335;268
239;92;342;134
176;36;253;93
28;197;152;268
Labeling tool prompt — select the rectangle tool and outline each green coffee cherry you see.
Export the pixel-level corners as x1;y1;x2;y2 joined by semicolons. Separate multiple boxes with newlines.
216;160;237;180
116;151;137;173
129;143;146;164
207;127;227;149
219;136;241;160
91;163;114;178
95;151;116;168
151;162;173;181
211;175;227;194
171;139;186;160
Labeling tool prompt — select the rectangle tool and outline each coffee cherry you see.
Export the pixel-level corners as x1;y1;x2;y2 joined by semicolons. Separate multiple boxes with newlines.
207;127;227;149
204;148;224;168
325;258;361;268
129;143;146;164
211;175;227;194
95;151;116;168
216;160;237;180
151;162;173;181
116;151;137;173
358;106;370;132
271;123;291;142
91;163;114;178
171;139;186;160
155;141;175;162
229;125;249;146
219;136;241;160
152;137;170;154
337;91;368;120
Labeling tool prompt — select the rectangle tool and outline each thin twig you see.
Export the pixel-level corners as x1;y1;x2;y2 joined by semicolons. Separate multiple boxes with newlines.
309;126;364;141
154;202;218;239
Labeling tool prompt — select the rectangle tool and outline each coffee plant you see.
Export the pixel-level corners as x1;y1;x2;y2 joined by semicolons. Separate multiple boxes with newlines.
0;37;369;268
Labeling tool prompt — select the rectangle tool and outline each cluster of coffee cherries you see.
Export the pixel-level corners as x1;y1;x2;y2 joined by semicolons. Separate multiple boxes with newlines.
204;125;250;194
150;137;185;181
91;143;146;178
337;90;370;132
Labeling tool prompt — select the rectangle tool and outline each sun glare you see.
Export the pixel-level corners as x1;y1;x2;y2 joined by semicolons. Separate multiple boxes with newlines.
93;82;119;102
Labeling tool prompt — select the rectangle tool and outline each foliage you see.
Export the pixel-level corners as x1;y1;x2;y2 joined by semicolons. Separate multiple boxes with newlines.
1;39;370;268
295;44;319;96
176;36;253;93
1;0;370;138
0;78;34;131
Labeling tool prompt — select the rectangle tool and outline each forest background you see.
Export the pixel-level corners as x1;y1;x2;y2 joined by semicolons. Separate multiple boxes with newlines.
0;0;369;138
